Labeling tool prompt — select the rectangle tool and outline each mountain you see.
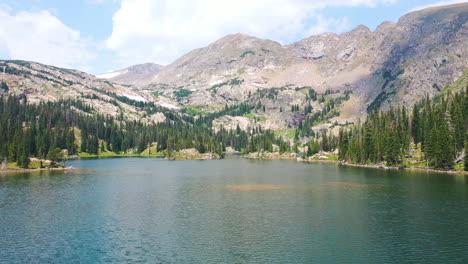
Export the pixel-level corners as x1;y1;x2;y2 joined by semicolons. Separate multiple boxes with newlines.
1;3;467;134
0;3;466;170
129;3;467;126
96;63;163;86
0;60;169;123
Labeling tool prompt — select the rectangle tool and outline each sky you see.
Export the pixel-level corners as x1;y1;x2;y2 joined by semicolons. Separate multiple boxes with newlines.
0;0;465;74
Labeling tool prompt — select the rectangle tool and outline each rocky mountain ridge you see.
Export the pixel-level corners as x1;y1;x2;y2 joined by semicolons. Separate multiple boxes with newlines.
1;3;467;136
0;60;169;123
130;3;467;114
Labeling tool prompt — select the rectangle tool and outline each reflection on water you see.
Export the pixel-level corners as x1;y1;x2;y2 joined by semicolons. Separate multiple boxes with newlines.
225;184;290;191
0;157;467;263
326;181;390;187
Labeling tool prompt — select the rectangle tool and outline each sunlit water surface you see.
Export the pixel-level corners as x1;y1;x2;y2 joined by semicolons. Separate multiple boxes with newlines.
1;157;467;263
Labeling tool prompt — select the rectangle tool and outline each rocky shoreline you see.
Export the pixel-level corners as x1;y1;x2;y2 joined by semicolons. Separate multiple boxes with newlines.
166;148;222;160
3;155;465;176
0;166;76;175
299;158;468;175
243;152;298;160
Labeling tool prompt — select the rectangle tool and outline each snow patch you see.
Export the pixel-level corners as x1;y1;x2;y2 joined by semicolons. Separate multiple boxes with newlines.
263;65;278;70
247;69;256;75
96;70;127;79
157;102;180;109
122;94;146;102
252;82;267;87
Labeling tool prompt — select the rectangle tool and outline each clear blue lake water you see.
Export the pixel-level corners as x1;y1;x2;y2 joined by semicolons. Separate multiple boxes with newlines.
0;157;467;263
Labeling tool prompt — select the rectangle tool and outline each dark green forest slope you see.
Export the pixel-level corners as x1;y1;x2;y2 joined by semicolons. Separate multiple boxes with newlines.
338;85;467;171
0;94;289;168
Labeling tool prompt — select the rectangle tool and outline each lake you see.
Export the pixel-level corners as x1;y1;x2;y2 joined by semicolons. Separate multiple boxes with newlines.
0;157;467;263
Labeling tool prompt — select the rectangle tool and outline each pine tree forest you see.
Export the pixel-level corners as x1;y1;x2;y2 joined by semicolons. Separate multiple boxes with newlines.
338;86;467;171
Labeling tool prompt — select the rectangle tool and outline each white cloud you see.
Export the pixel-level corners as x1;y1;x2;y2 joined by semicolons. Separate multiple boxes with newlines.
409;0;467;12
306;15;351;36
89;0;119;4
106;0;397;67
0;8;95;70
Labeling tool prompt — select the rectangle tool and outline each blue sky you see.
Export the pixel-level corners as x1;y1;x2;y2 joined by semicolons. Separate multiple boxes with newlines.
0;0;465;74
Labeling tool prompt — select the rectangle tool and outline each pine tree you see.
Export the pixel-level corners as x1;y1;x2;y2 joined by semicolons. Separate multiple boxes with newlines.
450;100;465;152
1;81;8;92
81;129;88;153
47;148;64;166
306;140;319;156
321;130;330;151
464;139;468;171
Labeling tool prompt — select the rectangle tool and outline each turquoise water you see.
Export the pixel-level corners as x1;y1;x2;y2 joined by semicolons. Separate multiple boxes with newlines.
0;157;467;263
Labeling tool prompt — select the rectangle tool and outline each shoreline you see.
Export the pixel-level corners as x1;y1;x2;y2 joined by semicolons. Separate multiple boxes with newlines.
76;155;468;175
300;159;468;175
2;156;465;176
0;166;75;175
72;154;165;159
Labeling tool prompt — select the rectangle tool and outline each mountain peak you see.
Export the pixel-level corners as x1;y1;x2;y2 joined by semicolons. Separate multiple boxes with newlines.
97;63;164;86
350;24;371;33
212;33;281;47
125;63;164;74
398;2;468;25
219;33;257;40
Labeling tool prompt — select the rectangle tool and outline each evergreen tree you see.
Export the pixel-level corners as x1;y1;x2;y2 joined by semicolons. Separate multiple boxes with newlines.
338;89;465;170
465;139;468;171
306;140;319;156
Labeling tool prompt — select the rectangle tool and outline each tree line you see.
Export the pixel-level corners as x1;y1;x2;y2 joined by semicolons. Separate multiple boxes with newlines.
0;95;288;168
338;87;467;171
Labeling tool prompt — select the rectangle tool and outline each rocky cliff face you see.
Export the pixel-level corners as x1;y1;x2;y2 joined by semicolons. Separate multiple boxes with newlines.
373;4;467;109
